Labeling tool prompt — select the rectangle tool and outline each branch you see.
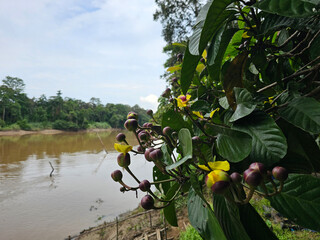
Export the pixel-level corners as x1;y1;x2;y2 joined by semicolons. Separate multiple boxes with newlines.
49;161;54;177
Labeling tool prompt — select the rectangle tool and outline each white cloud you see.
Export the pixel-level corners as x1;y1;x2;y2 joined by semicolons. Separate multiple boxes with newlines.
0;0;167;108
139;94;159;111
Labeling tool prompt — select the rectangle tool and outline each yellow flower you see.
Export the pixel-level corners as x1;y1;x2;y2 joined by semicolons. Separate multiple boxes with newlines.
198;160;230;172
206;170;230;188
263;97;275;106
176;94;191;108
114;143;132;154
242;32;251;38
210;108;220;118
192;111;204;119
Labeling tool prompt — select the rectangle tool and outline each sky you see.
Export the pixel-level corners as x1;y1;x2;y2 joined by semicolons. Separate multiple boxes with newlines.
0;0;168;111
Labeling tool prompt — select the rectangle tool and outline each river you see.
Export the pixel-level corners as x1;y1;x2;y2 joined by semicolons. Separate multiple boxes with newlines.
0;130;154;240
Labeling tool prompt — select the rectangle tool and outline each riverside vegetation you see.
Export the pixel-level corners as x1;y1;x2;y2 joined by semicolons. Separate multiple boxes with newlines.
110;0;320;240
0;76;149;131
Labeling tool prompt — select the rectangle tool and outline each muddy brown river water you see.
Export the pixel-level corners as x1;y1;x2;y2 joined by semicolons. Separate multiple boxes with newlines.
0;130;153;240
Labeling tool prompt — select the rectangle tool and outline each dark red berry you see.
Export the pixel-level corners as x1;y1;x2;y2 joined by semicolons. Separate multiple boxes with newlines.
230;172;242;184
144;148;155;162
139;180;151;192
249;162;267;176
211;181;230;194
141;195;154;210
117;153;131;168
146;109;153;116
149;149;163;161
116;133;126;142
124;119;138;131
243;168;263;187
272;166;288;181
111;170;123;182
163;126;172;136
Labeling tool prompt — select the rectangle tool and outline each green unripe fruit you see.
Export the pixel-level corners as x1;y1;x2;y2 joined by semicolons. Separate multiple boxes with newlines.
117;153;131;168
111;170;123;182
124;119;138;131
141;195;154;210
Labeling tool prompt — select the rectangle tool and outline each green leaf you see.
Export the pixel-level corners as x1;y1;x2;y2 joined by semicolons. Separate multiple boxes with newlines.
153;166;170;194
233;111;287;166
219;96;230;109
191;100;210;112
180;45;201;94
178;128;193;156
189;0;236;56
161;109;192;132
161;144;173;166
188;188;227;240
163;182;179;226
208;27;239;82
165;154;192;171
204;123;252;162
277;118;320;173
229;88;257;122
267;174;320;231
278;97;320;134
255;0;319;17
239;203;278;240
213;194;251;240
223;52;248;110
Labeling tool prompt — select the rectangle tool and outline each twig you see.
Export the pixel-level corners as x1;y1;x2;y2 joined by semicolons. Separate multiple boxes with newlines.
96;132;108;154
49;161;54;177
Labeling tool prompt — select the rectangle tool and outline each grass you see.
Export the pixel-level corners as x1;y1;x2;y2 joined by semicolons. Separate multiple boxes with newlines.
179;225;202;240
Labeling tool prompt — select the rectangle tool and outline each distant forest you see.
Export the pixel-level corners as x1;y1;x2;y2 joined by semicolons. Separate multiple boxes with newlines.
0;76;150;130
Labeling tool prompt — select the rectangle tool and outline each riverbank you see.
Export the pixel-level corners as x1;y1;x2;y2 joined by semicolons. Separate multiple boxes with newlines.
0;128;115;136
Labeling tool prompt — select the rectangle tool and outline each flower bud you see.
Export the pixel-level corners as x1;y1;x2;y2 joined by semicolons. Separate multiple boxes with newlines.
124;119;138;131
249;162;267;176
116;133;126;142
272;166;288;181
139;180;151;192
117;153;131;168
200;58;205;64
144;148;155;162
137;145;144;153
244;168;263;187
171;77;178;83
212;181;230;194
127;111;138;120
230;172;242;184
120;187;126;193
161;88;171;98
146;123;153;128
111;170;123;182
138;130;149;141
141;195;154;210
146;109;153;116
149;149;163;161
177;53;183;61
163;126;172;136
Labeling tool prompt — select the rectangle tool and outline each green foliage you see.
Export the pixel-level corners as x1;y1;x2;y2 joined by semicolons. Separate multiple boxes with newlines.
179;225;203;240
113;1;320;240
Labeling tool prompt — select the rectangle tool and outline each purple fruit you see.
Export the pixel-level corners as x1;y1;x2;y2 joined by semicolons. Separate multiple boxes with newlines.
211;181;230;194
230;172;242;184
116;133;126;142
163;126;172;136
243;168;263;187
117;153;131;168
272;166;288;181
139;180;151;192
149;149;163;161
111;170;123;182
144;148;155;162
124;119;138;131
141;195;154;210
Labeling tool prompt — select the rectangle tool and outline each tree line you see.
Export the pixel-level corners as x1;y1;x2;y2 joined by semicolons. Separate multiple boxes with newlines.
0;76;150;130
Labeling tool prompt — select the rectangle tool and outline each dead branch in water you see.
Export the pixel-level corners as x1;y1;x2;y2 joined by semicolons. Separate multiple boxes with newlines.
49;161;54;177
96;132;108;154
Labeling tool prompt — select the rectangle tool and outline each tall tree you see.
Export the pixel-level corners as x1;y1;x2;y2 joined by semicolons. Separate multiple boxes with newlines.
153;0;203;44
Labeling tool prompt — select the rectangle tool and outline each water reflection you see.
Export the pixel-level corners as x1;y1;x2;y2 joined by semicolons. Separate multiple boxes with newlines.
0;130;153;240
